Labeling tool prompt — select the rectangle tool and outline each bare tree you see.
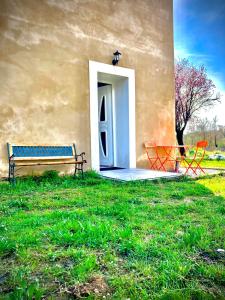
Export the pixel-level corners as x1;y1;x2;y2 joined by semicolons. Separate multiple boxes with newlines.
175;59;220;152
196;117;210;141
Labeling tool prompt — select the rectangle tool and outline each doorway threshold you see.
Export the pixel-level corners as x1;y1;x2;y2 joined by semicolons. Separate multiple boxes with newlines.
100;166;124;171
100;168;182;181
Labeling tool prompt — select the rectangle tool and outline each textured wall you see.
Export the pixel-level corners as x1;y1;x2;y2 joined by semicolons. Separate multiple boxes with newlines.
0;0;175;177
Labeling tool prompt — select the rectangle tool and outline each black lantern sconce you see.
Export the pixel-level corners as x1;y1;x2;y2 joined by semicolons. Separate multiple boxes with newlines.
112;50;122;65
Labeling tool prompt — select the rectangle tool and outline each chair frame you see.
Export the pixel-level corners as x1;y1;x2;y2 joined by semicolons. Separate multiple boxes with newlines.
144;143;176;172
144;142;162;170
182;140;208;175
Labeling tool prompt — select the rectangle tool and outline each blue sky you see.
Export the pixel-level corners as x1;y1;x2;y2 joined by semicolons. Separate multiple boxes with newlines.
173;0;225;125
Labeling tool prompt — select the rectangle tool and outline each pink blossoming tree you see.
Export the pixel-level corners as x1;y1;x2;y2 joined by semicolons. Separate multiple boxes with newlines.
175;59;220;151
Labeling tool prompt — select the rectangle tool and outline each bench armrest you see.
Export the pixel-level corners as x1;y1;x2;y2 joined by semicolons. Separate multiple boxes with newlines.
9;154;15;161
76;152;86;162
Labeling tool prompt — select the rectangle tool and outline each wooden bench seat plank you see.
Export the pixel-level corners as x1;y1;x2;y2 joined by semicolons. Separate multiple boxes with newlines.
15;161;84;166
13;156;75;161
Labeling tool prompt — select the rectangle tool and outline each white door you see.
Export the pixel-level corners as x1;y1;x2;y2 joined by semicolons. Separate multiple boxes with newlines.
98;85;114;167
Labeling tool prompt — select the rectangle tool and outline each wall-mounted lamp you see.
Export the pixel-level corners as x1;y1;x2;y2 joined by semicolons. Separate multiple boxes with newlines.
112;50;122;65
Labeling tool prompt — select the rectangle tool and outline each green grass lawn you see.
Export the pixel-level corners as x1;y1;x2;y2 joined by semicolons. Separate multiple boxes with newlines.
181;159;225;169
180;150;225;169
200;160;225;169
0;171;224;299
199;150;225;169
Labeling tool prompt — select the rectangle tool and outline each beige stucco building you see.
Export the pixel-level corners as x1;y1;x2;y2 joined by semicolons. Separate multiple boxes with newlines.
0;0;175;177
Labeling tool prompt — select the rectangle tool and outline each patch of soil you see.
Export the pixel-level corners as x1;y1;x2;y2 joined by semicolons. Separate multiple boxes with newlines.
67;275;109;299
0;272;10;292
176;230;184;236
199;250;225;265
184;197;193;204
143;234;154;243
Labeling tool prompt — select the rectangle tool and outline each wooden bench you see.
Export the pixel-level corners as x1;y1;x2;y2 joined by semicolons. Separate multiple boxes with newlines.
7;143;87;183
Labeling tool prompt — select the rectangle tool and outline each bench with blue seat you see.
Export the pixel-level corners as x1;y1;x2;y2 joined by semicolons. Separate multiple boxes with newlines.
7;143;86;183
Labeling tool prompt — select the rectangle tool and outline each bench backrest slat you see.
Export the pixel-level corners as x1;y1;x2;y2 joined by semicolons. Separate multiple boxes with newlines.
8;145;74;158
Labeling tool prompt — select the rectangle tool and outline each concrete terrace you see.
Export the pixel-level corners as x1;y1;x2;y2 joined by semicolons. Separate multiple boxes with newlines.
100;168;182;181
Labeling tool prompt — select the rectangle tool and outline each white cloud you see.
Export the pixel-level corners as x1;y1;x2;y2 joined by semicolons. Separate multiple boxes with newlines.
174;45;212;64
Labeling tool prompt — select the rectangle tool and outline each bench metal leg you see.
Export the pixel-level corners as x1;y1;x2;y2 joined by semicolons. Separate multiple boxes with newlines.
74;164;78;177
9;163;16;184
8;162;11;183
74;163;84;178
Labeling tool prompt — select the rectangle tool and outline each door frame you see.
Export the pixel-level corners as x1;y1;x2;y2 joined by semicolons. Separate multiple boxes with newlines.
89;60;136;171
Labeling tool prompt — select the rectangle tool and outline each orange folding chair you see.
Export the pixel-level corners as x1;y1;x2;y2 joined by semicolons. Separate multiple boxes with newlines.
183;140;208;175
144;142;161;170
145;143;178;171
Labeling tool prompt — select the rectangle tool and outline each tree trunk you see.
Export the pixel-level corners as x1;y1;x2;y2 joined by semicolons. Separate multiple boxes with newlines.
176;129;185;155
214;134;218;148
